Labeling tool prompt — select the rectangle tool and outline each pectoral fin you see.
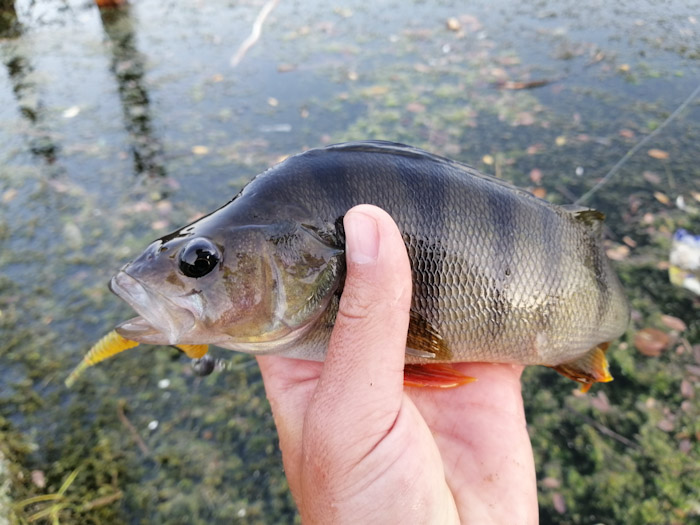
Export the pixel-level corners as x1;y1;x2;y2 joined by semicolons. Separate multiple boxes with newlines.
549;343;613;393
403;364;476;389
407;310;452;360
175;344;209;359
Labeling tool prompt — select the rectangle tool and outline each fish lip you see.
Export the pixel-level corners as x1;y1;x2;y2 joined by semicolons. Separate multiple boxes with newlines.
109;271;195;345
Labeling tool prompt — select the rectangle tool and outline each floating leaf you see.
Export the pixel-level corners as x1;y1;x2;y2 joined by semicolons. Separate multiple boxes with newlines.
619;128;635;139
634;328;671;357
2;188;17;203
361;85;390;97
529;168;543;184
647;148;669;159
553;493;566;514
653;191;671;205
622;236;637;248
542;477;560;489
680;379;694;399
532;187;547;199
643;171;661;184
606;244;630;261
661;315;687;332
446;17;461;31
406;102;426;113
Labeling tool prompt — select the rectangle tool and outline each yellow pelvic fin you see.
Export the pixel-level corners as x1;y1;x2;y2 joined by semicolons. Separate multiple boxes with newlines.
549;342;613;393
174;344;209;359
65;331;140;388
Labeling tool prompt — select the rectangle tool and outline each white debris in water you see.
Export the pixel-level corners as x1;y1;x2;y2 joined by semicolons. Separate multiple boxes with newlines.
259;123;292;133
669;229;700;295
147;420;159;431
575;166;584;176
62;106;80;119
158;379;171;389
237;508;247;518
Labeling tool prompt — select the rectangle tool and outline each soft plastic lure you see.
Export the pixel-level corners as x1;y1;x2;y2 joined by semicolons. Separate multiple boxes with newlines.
65;330;208;387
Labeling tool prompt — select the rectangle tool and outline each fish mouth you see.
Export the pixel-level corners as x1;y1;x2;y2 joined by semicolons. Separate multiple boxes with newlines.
109;271;196;345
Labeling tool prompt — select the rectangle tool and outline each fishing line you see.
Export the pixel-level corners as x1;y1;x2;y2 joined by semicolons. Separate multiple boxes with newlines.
575;82;700;205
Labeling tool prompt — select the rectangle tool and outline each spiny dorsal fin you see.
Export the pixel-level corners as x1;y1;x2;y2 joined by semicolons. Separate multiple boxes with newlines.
406;310;452;361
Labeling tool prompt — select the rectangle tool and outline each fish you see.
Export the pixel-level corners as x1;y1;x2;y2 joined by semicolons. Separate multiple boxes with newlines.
67;141;629;391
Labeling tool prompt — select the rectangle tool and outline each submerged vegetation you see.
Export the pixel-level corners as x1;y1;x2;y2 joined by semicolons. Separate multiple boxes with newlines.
0;0;698;523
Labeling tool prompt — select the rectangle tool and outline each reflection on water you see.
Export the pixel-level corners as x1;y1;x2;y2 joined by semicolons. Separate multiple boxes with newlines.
99;4;165;178
1;1;60;166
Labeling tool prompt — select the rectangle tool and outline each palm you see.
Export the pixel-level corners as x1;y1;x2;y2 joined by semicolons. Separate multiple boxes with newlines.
257;357;537;524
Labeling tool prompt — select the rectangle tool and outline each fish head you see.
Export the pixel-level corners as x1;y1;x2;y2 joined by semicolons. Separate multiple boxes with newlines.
111;217;343;351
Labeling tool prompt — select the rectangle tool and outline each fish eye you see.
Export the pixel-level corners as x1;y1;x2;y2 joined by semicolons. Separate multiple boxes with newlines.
178;238;221;278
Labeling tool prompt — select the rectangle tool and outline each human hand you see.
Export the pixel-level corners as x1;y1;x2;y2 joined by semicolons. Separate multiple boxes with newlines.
257;204;538;524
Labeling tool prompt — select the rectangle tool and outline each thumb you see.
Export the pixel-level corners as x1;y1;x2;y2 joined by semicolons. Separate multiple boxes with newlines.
304;204;413;448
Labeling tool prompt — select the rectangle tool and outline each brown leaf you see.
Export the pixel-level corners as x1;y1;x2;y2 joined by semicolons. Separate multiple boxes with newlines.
1;189;17;203
619;128;635;139
643;171;661;184
590;391;611;413
634;328;671;357
553;493;567;514
606;244;630;261
647;148;669;160
529;168;543;184
686;365;700;377
661;315;687;332
531;187;547;199
406;102;426;113
680;379;694;399
542;477;560;489
622;236;637;248
446;17;461;31
657;418;674;432
653;191;671;205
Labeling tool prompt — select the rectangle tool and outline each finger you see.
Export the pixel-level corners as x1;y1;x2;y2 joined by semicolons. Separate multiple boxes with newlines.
256;355;322;503
304;204;413;460
257;355;322;445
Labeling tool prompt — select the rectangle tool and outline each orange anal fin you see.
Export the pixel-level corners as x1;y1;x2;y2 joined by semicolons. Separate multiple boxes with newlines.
403;364;476;389
175;344;209;359
549;343;613;393
66;331;140;387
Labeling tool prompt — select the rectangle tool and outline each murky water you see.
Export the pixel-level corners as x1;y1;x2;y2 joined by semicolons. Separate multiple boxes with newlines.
1;1;698;523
